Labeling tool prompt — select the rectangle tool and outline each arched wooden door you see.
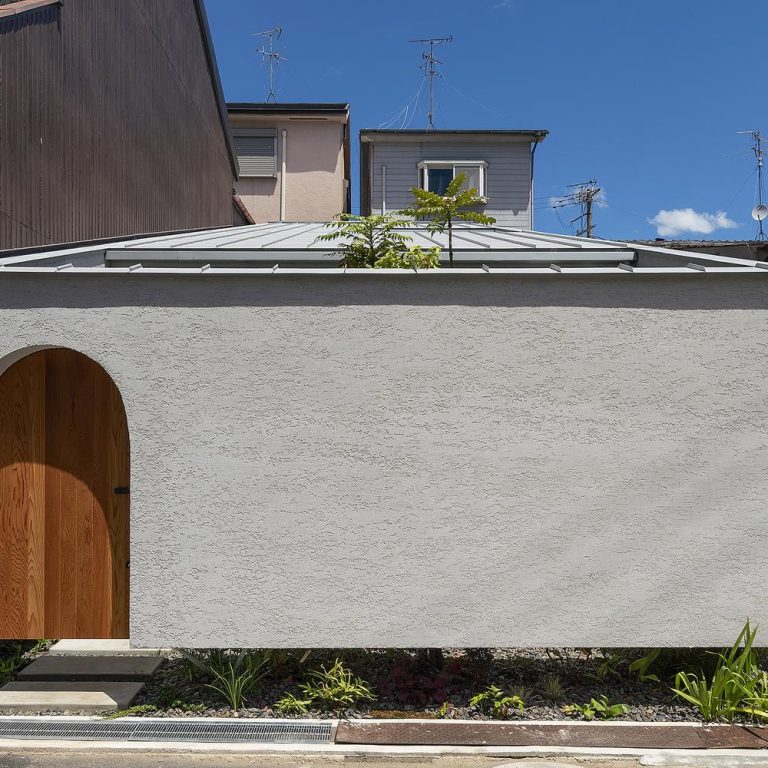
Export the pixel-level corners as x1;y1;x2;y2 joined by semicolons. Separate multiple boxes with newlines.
0;349;129;639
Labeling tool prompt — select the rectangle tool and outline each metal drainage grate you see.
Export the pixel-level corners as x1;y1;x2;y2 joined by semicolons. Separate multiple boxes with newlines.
0;719;333;743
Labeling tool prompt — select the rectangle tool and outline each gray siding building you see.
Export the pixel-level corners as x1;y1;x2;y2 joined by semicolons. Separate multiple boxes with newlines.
360;129;547;227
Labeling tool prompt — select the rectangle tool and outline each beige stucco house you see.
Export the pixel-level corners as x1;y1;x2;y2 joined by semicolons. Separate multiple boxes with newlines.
229;103;350;223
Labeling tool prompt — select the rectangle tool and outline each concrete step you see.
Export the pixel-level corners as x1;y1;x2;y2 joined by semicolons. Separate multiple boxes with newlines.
17;654;163;682
0;681;143;713
48;639;164;657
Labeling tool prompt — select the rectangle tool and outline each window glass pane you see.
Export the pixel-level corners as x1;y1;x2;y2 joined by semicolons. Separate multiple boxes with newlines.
427;168;453;195
455;165;481;194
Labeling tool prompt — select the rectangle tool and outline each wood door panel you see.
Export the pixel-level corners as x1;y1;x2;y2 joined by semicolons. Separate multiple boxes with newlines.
0;349;129;639
0;354;45;638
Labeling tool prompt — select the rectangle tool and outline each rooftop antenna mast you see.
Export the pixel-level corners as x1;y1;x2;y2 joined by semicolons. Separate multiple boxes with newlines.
552;180;601;238
254;26;286;103
739;130;767;240
409;36;453;130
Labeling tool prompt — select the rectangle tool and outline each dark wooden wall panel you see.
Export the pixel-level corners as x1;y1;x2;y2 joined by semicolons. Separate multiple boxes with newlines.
0;350;130;639
0;0;234;251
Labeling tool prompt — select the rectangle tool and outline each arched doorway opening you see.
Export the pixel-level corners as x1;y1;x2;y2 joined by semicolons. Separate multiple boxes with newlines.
0;348;129;639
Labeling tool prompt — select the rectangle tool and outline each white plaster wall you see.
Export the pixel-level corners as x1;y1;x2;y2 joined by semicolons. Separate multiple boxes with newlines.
1;273;767;648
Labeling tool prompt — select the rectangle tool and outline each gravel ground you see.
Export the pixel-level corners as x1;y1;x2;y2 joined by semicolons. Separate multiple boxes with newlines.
126;648;704;722
8;646;759;721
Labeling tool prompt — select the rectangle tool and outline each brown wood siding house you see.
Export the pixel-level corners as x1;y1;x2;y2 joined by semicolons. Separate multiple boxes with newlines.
0;0;239;251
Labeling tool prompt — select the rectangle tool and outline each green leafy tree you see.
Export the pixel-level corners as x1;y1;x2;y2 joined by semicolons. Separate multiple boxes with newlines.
401;173;496;267
373;245;441;270
315;214;412;268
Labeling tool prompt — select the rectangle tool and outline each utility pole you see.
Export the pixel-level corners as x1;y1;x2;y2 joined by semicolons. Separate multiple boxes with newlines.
409;36;453;130
254;26;286;103
552;180;602;238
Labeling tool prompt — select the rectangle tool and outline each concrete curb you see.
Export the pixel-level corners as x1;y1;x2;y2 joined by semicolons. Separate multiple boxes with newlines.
0;716;766;758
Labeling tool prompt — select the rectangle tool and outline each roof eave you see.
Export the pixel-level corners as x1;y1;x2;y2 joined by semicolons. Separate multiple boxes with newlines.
194;0;240;178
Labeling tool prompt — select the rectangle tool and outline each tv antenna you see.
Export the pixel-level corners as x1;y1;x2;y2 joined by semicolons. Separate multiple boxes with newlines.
739;130;767;240
409;36;453;130
254;26;286;103
552;180;602;238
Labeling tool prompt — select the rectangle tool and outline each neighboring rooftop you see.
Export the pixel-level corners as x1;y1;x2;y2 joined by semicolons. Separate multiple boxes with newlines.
360;129;548;142
2;223;768;275
634;239;768;262
228;103;350;116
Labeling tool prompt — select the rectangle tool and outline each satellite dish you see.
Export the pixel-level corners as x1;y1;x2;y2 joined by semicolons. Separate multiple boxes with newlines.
753;204;768;221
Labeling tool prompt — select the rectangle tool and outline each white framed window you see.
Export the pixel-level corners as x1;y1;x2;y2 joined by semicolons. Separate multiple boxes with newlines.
417;161;487;196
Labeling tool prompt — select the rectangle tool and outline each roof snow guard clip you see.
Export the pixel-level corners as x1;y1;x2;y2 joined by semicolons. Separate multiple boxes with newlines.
200;264;211;272
272;264;279;273
755;261;768;270
686;262;707;272
617;263;634;272
549;263;563;272
55;263;73;271
128;263;143;272
481;264;491;272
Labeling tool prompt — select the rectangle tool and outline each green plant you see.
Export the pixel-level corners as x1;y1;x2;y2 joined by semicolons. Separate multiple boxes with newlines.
260;649;312;680
590;649;627;682
628;649;662;683
564;695;629;721
509;684;532;703
154;684;184;709
673;665;744;722
103;704;157;719
275;692;313;715
463;648;494;683
402;173;496;267
736;670;768;721
315;214;412;268
436;701;454;719
29;639;53;655
672;620;760;722
373;245;441;270
179;649;267;711
208;656;266;711
0;645;26;685
538;674;567;703
469;685;524;719
300;659;374;712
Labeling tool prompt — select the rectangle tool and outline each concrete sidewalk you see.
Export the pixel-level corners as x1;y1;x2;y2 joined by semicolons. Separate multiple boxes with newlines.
0;755;619;768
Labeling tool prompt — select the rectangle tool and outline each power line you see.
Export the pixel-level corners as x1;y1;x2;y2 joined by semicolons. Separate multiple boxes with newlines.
378;77;427;129
409;36;452;130
437;67;514;122
254;26;286;102
552;180;602;238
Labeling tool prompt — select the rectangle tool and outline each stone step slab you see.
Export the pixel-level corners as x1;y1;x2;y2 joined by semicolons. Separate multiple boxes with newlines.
0;681;143;713
17;654;163;682
48;639;164;657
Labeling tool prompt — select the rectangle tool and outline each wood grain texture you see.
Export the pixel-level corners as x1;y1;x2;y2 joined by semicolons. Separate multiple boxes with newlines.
0;0;234;251
0;349;129;639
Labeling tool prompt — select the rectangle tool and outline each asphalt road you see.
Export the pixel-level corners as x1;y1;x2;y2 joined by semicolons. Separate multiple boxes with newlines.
0;752;645;768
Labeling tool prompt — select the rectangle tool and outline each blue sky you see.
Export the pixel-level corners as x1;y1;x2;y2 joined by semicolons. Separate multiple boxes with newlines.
207;0;767;240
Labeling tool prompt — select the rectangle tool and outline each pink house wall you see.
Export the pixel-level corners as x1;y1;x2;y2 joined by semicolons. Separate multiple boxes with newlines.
231;115;348;223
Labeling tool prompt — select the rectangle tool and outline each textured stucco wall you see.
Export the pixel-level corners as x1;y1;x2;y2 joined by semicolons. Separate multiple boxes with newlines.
1;273;767;647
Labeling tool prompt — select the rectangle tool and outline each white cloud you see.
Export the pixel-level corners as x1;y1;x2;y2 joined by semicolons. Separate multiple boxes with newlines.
649;208;738;237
